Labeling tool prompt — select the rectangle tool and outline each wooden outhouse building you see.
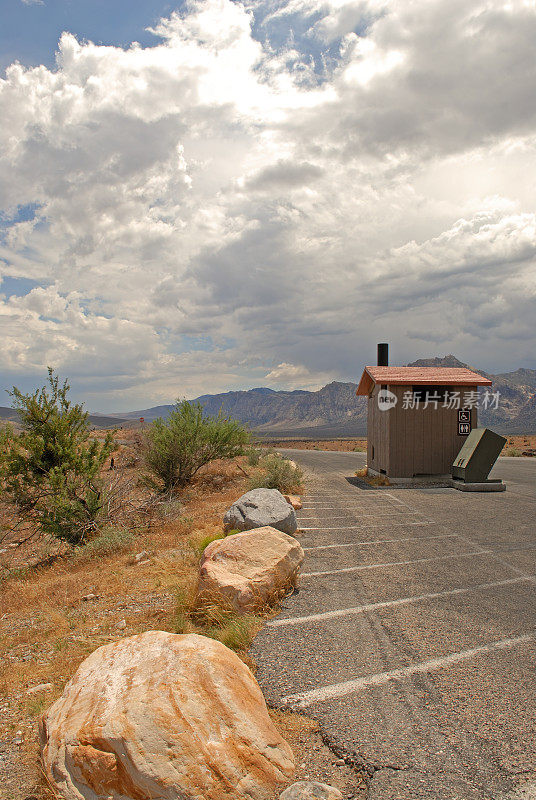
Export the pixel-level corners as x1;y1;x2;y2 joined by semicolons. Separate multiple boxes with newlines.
356;364;492;480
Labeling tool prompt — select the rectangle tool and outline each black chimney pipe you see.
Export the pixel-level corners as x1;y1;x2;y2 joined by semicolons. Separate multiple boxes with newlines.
377;343;389;366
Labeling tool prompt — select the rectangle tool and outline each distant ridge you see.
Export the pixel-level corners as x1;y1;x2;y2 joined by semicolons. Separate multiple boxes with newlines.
3;357;535;435
119;356;536;435
0;406;131;430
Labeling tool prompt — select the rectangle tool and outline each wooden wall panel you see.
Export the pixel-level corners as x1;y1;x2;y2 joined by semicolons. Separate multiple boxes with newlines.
380;384;479;478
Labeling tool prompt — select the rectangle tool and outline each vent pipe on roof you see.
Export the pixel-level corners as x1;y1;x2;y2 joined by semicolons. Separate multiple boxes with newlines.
377;343;389;367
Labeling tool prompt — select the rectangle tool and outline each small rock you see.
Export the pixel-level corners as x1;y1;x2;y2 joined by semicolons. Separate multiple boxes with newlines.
280;781;343;800
135;559;150;566
26;683;53;695
129;550;151;565
82;593;98;601
117;620;127;630
335;758;345;766
284;494;303;510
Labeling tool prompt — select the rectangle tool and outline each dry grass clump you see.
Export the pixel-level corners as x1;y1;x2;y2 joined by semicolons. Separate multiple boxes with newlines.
247;454;304;494
354;466;390;486
172;587;262;657
366;474;390;487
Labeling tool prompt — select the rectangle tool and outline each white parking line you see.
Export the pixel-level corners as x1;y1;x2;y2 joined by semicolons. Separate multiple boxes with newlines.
302;549;490;577
300;522;432;530
303;533;457;551
300;516;381;520
282;633;535;707
300;507;416;512
268;577;533;627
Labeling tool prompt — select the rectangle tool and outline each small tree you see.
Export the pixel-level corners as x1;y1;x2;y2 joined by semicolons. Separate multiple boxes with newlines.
0;368;115;544
143;400;250;492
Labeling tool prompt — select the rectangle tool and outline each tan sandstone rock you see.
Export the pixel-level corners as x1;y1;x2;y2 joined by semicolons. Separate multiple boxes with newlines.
197;526;304;612
40;631;295;800
283;494;303;510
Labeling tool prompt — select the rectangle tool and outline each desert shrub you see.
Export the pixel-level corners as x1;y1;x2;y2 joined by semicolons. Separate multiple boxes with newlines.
248;454;303;494
143;400;250;493
0;369;115;545
504;447;521;457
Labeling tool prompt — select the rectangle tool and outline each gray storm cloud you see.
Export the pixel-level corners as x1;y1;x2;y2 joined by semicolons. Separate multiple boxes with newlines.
1;0;535;408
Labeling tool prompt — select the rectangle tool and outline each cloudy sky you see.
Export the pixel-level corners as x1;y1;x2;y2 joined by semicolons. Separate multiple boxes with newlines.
1;0;535;411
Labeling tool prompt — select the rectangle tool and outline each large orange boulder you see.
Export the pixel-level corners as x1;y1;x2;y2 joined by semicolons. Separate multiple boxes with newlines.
40;631;295;800
197;526;304;612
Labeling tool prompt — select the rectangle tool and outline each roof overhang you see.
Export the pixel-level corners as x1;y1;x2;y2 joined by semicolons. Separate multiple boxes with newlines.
356;366;492;396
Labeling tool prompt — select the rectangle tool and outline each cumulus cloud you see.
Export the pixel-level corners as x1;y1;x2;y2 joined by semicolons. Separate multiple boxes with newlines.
264;361;334;389
1;0;535;408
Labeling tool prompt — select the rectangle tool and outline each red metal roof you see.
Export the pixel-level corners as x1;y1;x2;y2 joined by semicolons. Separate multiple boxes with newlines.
356;366;492;396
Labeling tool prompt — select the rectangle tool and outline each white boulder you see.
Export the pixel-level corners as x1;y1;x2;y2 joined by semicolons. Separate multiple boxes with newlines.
40;631;295;800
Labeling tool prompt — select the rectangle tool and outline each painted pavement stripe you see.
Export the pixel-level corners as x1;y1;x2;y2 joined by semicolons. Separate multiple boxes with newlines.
300;522;432;530
267;577;532;627
302;549;491;577
302;533;458;551
282;633;536;707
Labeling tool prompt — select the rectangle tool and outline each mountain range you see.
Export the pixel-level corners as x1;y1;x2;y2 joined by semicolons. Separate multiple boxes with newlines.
112;356;536;436
2;356;535;435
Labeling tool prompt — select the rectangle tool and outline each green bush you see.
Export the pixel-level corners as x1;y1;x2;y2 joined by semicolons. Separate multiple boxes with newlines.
143;400;250;493
0;369;115;545
248;455;303;494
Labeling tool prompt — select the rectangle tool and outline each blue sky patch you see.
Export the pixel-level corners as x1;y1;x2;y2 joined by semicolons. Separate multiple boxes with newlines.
1;0;183;74
0;275;44;298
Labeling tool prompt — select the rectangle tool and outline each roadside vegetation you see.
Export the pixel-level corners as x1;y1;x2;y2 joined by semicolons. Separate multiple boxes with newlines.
0;369;115;546
247;453;304;494
0;370;305;797
142;399;250;492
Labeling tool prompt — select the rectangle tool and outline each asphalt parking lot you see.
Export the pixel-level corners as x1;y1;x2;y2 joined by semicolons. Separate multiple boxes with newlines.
253;450;536;800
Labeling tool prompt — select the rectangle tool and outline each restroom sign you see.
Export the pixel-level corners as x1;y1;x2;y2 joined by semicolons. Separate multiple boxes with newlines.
458;421;471;436
458;410;471;423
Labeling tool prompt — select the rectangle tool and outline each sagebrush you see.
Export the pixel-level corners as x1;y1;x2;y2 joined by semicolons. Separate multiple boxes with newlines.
143;400;250;492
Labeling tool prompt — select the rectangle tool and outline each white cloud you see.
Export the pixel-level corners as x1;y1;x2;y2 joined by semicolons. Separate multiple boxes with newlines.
1;0;536;408
264;361;334;389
